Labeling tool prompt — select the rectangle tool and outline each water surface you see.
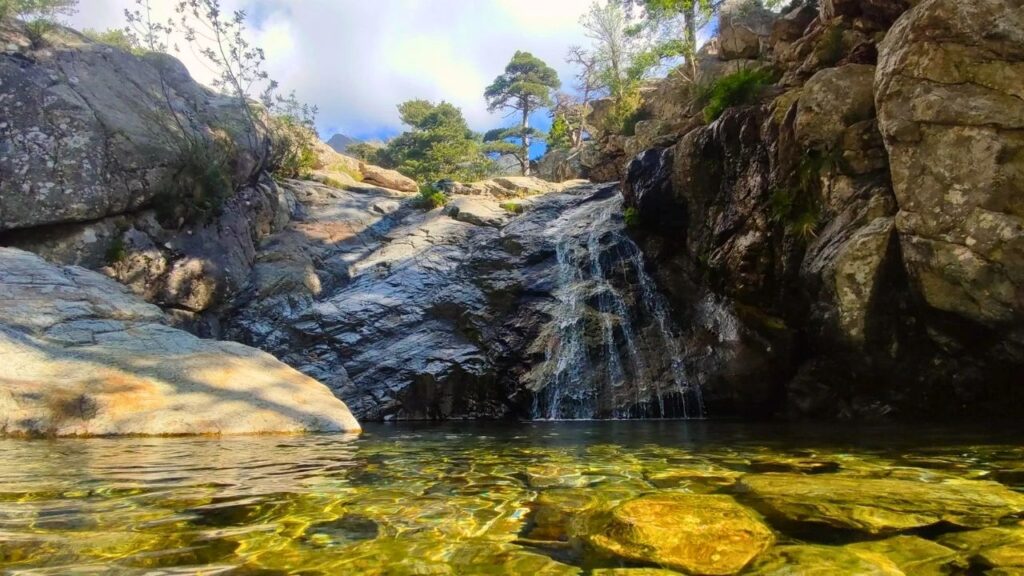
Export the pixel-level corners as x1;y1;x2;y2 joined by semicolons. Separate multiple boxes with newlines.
2;422;1023;574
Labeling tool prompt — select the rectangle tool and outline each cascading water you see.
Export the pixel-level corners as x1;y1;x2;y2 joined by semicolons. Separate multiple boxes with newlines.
533;190;704;420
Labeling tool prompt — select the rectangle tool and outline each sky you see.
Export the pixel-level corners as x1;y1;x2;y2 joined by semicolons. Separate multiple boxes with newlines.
71;0;596;148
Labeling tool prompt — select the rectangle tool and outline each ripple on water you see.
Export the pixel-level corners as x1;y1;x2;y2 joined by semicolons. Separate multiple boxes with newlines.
0;423;1023;574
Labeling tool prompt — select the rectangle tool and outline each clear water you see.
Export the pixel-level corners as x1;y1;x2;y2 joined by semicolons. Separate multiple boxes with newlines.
1;422;1022;575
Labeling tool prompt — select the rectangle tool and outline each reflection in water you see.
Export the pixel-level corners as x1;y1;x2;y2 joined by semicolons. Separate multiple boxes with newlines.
0;422;1022;574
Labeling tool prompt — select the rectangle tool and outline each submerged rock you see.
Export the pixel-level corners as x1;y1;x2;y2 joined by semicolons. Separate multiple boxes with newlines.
746;544;904;575
939;525;1024;572
739;473;1024;535
0;248;359;436
583;494;774;575
846;535;965;575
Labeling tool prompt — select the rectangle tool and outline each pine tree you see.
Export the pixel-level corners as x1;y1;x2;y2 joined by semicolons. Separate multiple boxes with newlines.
484;51;561;176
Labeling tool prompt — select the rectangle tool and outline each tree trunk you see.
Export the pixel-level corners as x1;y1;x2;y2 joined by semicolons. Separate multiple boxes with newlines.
684;4;698;78
521;103;531;176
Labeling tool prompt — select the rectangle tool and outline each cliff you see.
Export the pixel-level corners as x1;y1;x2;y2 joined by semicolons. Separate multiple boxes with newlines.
619;0;1024;418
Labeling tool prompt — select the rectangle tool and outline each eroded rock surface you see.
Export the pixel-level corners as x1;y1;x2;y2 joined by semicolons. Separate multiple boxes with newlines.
0;247;359;436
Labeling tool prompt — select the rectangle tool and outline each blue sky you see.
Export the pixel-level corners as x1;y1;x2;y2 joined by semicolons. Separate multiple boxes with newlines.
72;0;594;157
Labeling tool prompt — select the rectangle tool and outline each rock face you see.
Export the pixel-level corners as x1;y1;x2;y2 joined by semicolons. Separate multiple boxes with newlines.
0;22;267;232
227;180;704;420
875;0;1024;364
619;0;1024;419
584;494;774;575
0;248;359;436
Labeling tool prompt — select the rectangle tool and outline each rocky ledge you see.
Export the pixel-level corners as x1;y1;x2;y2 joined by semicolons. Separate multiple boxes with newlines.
0;247;360;436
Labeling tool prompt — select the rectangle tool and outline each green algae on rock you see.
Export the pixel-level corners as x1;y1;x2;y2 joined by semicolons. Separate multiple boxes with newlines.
739;473;1024;535
583;494;774;575
939;525;1024;572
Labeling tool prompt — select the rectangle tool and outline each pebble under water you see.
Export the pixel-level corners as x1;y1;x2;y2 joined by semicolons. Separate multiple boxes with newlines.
1;422;1023;575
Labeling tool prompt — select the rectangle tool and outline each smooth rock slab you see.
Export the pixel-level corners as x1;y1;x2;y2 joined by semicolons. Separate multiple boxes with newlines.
740;473;1024;535
0;248;360;436
584;494;774;575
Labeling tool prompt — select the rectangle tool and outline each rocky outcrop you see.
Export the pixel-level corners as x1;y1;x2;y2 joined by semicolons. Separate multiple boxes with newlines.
0;247;359;436
620;0;1024;419
0;21;268;232
875;0;1024;365
360;163;419;193
225;179;703;421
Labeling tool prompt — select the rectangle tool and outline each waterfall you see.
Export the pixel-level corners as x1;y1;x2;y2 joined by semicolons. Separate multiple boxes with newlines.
533;192;704;420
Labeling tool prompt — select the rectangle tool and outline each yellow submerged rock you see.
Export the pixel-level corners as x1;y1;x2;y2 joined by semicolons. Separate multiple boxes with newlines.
739;473;1024;534
846;535;966;575
746;544;904;575
583;493;774;575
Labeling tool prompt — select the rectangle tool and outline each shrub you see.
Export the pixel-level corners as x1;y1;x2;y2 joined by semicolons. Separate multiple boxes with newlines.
83;28;142;53
24;18;56;47
268;115;317;180
700;68;777;123
624;207;641;229
417;185;447;210
768;151;834;241
154;137;233;227
499;202;525;215
104;236;127;265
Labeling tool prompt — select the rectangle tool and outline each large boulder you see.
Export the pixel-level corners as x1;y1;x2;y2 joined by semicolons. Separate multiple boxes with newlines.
583;494;774;575
0;22;268;232
875;0;1024;344
795;64;877;149
718;2;776;61
360;163;419;193
0;248;360;436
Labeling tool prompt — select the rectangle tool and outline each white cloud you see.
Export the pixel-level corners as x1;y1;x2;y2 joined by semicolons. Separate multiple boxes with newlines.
71;0;594;139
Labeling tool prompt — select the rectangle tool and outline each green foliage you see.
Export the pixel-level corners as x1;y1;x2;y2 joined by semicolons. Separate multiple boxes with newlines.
268;91;319;180
768;151;835;242
0;0;77;21
154;137;233;227
699;67;776;122
604;86;649;136
104;236;128;265
379;100;492;184
485;51;560;175
417;185;447;210
499;202;525;215
548;115;572;151
346;142;381;164
83;28;141;52
624;206;641;229
23;17;55;46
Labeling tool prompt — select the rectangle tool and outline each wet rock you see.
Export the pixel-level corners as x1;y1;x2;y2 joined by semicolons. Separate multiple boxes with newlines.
526;490;600;541
746;544;904;575
939;525;1024;572
739;474;1024;535
622;148;682;235
446;196;510;228
583;494;774;575
748;458;840;475
0;247;360;436
846;535;966;575
645;465;742;490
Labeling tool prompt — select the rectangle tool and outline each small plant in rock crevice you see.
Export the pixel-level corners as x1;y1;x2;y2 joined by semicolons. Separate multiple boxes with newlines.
624;206;641;229
699;67;777;123
417;185;447;210
500;202;525;215
769;149;836;242
153;136;234;227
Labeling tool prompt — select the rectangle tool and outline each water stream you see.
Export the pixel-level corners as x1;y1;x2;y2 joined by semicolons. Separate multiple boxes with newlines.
535;194;703;420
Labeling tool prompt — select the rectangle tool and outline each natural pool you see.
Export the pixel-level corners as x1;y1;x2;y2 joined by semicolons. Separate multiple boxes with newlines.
1;422;1023;575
